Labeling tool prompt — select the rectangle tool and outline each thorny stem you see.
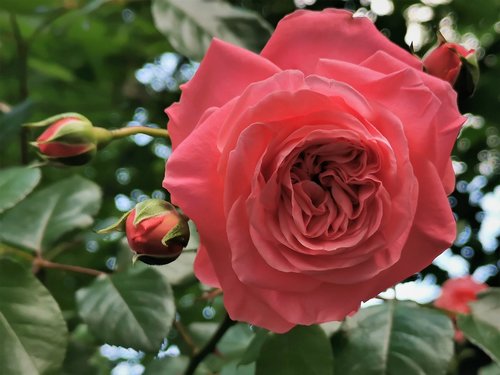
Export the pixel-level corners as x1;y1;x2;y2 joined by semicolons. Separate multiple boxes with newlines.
184;314;236;375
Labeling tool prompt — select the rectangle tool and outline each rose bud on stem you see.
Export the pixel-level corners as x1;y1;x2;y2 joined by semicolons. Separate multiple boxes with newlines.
423;32;479;98
433;276;488;342
434;276;488;316
25;112;169;166
98;199;190;265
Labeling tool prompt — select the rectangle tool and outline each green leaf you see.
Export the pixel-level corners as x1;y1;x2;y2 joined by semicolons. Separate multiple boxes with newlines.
0;175;101;252
143;356;189;375
332;301;454;375
218;323;254;359
0;259;68;375
0;99;33;147
255;325;333;375
221;360;255;375
28;57;76;83
0;166;41;214
143;355;211;375
239;328;269;365
457;288;500;364
480;363;500;375
76;265;175;352
0;0;63;13
155;251;196;285
151;0;273;61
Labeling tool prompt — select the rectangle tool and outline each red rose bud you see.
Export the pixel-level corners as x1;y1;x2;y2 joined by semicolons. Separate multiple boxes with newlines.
423;39;479;98
434;276;488;315
125;199;190;265
25;113;112;166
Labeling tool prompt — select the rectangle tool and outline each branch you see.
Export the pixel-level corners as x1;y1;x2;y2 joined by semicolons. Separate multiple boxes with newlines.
27;8;67;46
34;257;106;277
174;319;199;356
9;14;29;164
184;314;236;375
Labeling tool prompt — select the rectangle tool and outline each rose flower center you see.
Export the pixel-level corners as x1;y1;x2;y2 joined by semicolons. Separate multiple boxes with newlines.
278;139;383;246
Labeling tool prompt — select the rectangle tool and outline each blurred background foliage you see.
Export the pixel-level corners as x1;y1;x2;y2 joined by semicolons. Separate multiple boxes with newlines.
0;0;499;374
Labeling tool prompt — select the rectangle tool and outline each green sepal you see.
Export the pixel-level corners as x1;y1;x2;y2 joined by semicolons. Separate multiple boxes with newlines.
23;112;90;128
91;127;113;148
38;120;95;144
455;52;480;99
133;199;175;225
97;210;132;233
162;219;190;247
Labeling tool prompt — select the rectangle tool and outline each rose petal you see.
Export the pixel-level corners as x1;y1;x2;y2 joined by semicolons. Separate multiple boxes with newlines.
193;244;220;287
166;38;280;149
164;105;294;332
261;9;420;75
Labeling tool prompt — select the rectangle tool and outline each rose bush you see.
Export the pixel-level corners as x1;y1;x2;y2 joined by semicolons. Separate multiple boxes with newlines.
163;9;464;332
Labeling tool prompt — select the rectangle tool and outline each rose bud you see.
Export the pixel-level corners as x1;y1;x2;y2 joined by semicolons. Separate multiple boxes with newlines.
434;276;487;343
434;276;488;315
25;113;112;166
122;199;190;265
423;38;479;98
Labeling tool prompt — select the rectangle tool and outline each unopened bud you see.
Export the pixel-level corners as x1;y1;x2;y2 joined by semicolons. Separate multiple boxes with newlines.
423;36;479;98
98;199;190;265
25;113;112;166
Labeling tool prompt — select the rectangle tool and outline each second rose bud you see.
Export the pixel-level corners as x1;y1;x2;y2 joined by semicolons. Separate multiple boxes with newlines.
100;199;190;265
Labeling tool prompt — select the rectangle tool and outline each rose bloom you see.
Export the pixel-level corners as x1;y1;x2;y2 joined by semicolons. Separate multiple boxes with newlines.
434;276;488;315
163;9;464;332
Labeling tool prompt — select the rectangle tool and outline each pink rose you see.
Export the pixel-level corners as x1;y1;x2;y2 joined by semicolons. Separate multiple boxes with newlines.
163;9;464;332
434;276;488;314
423;42;475;85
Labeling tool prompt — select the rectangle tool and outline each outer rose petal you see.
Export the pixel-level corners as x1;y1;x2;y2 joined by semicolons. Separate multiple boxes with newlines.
167;39;280;149
164;106;295;332
193;244;220;288
261;9;420;74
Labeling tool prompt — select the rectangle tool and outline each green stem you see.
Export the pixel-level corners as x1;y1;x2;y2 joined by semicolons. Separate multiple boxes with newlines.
184;314;235;375
174;319;199;355
109;126;169;139
9;13;29;164
0;243;35;261
34;257;106;277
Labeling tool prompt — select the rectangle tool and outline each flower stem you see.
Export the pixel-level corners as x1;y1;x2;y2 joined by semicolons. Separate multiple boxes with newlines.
184;313;236;375
9;13;29;164
34;257;106;277
109;126;169;139
174;319;199;355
